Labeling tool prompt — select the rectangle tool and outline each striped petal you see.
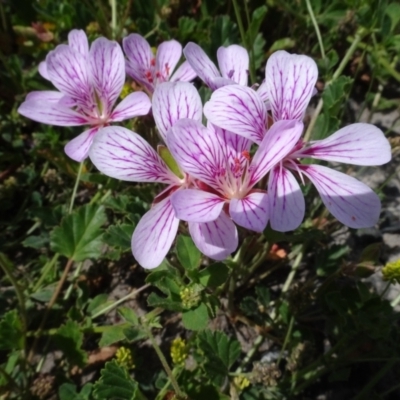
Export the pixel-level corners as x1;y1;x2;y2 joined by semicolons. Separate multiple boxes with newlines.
89;38;125;114
89;126;179;184
229;191;269;232
266;50;318;121
301;123;391;166
204;85;267;143
301;164;381;229
156;40;182;80
132;197;179;269
68;29;89;57
110;91;151;122
65;127;98;162
171;189;224;222
170;61;197;82
268;166;305;231
189;212;238;260
217;45;249;86
153;82;202;141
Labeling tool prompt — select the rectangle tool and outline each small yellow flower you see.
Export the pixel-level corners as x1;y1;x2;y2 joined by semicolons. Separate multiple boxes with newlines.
115;346;135;370
170;337;188;365
382;259;400;284
233;375;251;390
179;284;202;309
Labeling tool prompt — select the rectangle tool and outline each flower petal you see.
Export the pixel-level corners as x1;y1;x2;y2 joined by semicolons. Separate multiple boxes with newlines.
38;61;50;80
217;45;249;86
46;45;93;106
110;91;151;122
170;61;197;82
25;90;64;103
183;42;220;89
68;29;89;57
301;164;381;229
301;123;392;166
132;197;179;269
204;85;267;143
89;38;125;114
153;82;202;141
89;126;179;184
156;40;182;80
65;127;98;162
189;212;238;260
250;120;304;184
167;119;222;187
257;81;268;102
18;100;88;126
229;191;269;232
171;189;224;222
268;166;305;231
123;34;153;90
266;50;318;121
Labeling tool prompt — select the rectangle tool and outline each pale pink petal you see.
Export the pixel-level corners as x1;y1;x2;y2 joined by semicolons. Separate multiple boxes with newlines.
110;91;151;122
156;40;182;81
250;120;304;184
183;42;220;89
26;90;64;103
68;29;89;57
257;81;268;102
170;61;197;82
229;191;269;232
38;61;50;80
300;123;391;166
89;38;125;114
217;45;249;86
204;85;267;143
46;45;93;107
18;100;88;126
268;166;305;231
123;34;153;68
153;82;202;141
89;126;179;184
266;50;318;121
210;76;236;89
188;213;238;260
301;164;381;229
132;197;179;269
65;127;98;162
167;119;223;187
171;189;224;222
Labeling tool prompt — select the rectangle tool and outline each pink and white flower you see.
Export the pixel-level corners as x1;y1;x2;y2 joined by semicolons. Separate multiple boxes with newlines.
18;30;151;162
167;119;304;257
204;51;392;231
183;42;249;90
89;82;202;269
123;34;196;93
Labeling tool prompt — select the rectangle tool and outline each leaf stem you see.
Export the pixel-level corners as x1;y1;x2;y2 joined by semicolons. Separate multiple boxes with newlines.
282;247;303;293
28;258;75;363
69;161;84;214
305;0;325;60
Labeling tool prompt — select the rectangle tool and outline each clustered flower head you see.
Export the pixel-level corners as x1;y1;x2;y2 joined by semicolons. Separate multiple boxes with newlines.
19;30;392;269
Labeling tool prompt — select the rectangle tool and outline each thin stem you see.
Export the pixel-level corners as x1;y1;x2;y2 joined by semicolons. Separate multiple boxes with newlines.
69;161;84;214
282;248;303;293
32;253;59;293
28;258;75;363
243;0;256;84
236;335;264;373
91;284;150;319
63;261;83;300
303;31;364;142
110;0;117;39
147;328;185;399
305;0;325;60
277;315;294;365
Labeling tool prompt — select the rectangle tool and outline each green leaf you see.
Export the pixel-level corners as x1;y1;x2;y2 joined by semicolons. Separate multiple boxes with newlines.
199;263;229;288
182;302;209;331
385;3;400;32
0;310;23;350
87;294;110;315
22;234;49;249
322;76;353;115
246;6;267;46
103;224;134;251
118;307;139;325
99;325;127;347
123;326;148;343
51;203;107;261
53;320;87;367
268;37;296;53
198;330;241;386
176;235;201;270
313;113;340;140
146;292;182;312
59;383;93;400
93;360;140;400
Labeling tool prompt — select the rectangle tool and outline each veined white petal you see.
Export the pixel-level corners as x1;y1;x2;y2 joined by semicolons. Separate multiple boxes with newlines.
156;40;182;80
68;29;89;57
170;61;197;82
110;91;151;122
65;127;98;162
217;45;249;86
